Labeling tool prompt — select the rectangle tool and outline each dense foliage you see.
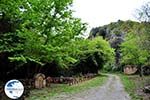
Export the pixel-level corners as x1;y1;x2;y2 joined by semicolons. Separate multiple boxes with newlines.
0;0;86;65
90;19;150;71
0;0;114;79
121;2;150;68
121;32;149;66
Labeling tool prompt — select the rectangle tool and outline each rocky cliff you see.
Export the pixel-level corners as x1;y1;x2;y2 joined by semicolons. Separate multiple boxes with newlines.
89;20;140;69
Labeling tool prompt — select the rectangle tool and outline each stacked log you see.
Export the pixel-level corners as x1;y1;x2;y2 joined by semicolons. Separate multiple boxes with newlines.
34;73;46;89
49;73;97;86
46;76;53;87
124;65;137;75
18;79;34;98
0;73;97;99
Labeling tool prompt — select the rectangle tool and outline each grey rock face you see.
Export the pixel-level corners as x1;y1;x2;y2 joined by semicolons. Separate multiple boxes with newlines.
89;22;125;69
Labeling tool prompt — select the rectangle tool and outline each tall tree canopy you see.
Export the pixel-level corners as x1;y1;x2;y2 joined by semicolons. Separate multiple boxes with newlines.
121;2;150;68
0;0;86;65
0;0;115;78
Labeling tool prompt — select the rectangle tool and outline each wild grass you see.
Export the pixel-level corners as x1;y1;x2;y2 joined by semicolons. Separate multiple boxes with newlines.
119;74;145;100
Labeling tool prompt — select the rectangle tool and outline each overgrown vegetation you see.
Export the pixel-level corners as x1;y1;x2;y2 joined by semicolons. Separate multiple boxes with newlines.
0;0;115;79
120;3;150;74
119;74;150;100
90;19;150;72
119;74;140;100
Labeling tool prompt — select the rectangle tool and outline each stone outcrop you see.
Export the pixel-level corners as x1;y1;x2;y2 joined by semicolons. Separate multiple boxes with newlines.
89;20;126;69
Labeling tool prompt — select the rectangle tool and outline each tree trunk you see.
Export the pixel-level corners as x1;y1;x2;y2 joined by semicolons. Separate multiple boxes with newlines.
139;65;144;77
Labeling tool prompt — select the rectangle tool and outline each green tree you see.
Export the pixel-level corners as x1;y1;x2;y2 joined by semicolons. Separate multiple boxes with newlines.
135;2;150;64
0;0;86;66
0;0;115;77
72;37;115;73
121;33;149;67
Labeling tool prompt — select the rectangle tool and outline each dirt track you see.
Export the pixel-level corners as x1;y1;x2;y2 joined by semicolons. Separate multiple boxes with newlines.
50;74;131;100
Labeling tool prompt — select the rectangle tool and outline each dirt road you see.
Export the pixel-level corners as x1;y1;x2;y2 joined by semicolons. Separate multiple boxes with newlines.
50;74;131;100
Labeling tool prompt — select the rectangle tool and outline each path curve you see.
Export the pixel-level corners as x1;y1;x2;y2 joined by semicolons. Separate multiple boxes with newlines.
51;74;131;100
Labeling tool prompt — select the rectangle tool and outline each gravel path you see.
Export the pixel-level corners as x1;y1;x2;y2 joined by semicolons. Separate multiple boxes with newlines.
50;74;131;100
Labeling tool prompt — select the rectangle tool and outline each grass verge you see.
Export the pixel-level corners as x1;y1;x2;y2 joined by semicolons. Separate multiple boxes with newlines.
119;74;138;100
119;74;146;100
26;74;108;100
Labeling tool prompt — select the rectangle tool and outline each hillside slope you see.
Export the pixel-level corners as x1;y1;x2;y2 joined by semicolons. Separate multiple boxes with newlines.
89;20;146;70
